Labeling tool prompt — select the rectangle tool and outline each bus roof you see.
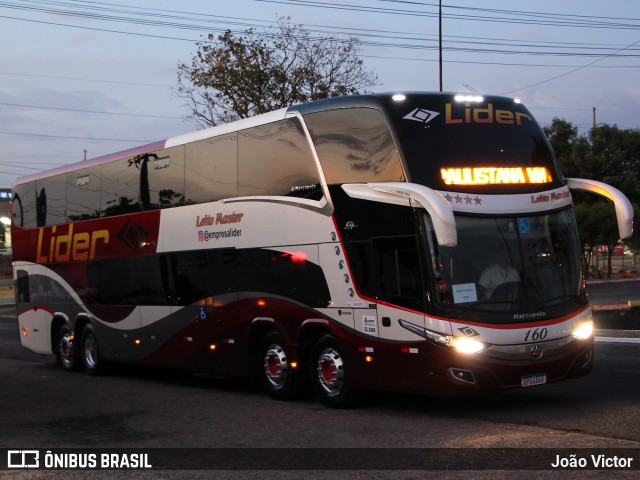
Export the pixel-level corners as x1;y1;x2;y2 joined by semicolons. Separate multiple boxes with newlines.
12;92;518;188
12;107;290;188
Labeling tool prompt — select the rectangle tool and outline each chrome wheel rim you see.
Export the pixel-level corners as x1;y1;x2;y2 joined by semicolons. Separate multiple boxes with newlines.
58;331;73;366
316;347;344;397
83;333;98;369
263;344;288;389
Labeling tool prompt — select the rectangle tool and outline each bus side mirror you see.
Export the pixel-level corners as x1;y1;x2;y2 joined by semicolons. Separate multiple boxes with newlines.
567;178;634;240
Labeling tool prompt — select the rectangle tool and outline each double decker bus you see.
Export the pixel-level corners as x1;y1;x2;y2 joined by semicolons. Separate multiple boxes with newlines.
11;92;633;407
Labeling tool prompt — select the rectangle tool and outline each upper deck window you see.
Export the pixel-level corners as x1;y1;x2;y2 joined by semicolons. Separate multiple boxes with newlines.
66;167;100;222
303;107;405;185
238;118;322;200
185;133;238;204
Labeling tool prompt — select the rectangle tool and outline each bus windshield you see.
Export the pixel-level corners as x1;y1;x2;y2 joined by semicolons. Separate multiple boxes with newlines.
426;209;586;321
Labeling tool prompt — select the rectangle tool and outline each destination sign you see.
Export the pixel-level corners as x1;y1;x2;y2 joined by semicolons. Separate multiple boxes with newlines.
440;166;552;186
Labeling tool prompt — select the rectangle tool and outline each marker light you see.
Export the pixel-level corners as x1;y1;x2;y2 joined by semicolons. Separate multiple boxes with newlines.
572;321;594;340
454;94;484;103
392;94;406;101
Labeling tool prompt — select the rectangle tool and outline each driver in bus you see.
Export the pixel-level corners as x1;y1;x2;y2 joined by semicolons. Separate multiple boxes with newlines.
478;250;520;299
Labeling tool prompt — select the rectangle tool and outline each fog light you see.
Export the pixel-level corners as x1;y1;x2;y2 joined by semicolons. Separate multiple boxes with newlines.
449;368;476;384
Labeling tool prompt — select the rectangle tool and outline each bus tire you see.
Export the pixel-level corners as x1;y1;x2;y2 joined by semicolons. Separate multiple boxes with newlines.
79;323;105;376
56;323;79;372
310;334;359;408
259;331;305;400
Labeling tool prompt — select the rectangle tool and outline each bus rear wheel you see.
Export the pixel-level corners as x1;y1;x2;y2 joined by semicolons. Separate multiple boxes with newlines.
259;331;305;400
310;335;359;408
56;323;79;371
80;323;104;376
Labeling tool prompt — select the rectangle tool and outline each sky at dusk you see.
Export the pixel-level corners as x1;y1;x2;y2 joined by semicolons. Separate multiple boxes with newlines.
1;0;639;188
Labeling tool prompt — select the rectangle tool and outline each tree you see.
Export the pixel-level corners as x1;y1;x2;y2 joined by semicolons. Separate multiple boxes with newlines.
544;118;594;180
545;118;640;277
175;17;378;127
544;118;579;176
574;201;619;277
589;125;640;205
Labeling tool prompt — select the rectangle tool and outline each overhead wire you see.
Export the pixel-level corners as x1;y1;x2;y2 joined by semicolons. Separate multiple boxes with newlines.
1;0;638;61
0;0;638;157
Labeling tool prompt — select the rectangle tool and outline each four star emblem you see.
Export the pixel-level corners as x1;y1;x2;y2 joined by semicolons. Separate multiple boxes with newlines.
443;193;482;205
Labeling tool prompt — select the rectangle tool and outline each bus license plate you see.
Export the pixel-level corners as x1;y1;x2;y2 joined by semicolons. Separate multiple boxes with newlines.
521;373;547;388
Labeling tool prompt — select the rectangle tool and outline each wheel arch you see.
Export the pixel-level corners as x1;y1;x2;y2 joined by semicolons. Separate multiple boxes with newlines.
297;319;335;369
49;312;70;352
73;313;93;339
248;317;277;387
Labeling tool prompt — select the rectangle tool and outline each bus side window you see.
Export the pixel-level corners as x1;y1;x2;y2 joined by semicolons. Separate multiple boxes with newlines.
16;270;30;303
35;174;66;226
11;192;23;228
238;118;322;199
86;256;169;306
371;236;424;311
208;249;238;296
101;158;141;216
172;252;212;305
185;134;238;204
13;183;36;229
148;146;186;209
66;167;101;222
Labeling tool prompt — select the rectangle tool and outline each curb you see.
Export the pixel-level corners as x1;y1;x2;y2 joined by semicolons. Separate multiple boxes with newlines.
596;329;640;338
591;304;630;311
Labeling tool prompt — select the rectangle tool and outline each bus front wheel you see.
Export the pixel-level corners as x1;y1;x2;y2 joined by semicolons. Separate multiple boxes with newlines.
310;335;359;408
80;323;104;376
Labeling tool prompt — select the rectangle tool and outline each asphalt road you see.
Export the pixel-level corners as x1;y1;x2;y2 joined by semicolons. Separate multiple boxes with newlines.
587;278;640;307
0;280;638;478
1;312;639;479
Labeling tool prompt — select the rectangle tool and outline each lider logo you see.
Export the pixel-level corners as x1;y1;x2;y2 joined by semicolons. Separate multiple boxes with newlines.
36;225;109;263
445;103;533;125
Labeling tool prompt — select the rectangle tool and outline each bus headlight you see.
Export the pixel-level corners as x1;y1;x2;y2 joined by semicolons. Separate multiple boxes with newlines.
572;320;594;340
398;319;486;354
450;337;486;354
